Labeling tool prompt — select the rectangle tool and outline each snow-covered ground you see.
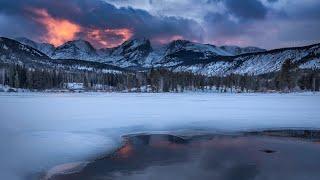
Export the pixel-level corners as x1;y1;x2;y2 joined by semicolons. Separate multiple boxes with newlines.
0;92;320;179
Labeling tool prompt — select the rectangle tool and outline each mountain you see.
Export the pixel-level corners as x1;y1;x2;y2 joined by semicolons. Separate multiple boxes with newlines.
150;40;232;67
13;37;265;69
172;43;320;76
0;37;124;73
51;39;100;61
15;38;104;62
4;37;320;76
0;37;49;63
220;46;266;55
15;37;55;56
97;48;114;57
101;39;237;68
164;40;231;56
103;39;153;68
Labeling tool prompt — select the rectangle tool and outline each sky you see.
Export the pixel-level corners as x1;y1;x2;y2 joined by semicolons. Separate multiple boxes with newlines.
0;0;319;49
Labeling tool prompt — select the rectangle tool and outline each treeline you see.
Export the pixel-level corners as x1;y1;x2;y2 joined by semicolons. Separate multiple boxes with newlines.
0;61;319;92
0;63;133;91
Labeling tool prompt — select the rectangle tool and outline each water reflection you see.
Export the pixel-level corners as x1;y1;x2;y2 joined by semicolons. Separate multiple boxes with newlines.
50;134;320;180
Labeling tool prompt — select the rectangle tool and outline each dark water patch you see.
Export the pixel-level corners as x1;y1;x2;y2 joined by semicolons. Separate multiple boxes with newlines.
259;149;276;153
48;133;320;180
245;129;320;140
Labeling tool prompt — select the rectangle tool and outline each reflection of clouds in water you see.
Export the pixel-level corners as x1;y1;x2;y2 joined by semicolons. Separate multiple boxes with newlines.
55;135;320;180
117;143;134;158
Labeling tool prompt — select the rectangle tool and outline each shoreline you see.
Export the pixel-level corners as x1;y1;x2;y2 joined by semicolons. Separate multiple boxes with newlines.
1;85;320;94
1;91;320;97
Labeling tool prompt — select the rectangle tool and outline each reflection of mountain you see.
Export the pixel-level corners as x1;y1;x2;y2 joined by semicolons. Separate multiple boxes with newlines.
49;133;320;180
49;134;191;180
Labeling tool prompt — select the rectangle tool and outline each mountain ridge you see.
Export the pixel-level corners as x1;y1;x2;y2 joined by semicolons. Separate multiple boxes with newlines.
7;36;320;76
0;37;126;73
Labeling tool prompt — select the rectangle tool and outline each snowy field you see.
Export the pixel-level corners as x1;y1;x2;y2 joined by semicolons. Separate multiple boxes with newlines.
0;92;320;179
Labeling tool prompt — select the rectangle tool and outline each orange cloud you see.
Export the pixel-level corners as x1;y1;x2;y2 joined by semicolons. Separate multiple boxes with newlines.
87;28;133;48
29;8;133;48
31;8;81;47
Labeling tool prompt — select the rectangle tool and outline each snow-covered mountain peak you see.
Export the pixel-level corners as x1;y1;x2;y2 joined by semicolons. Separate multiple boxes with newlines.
5;36;320;76
55;39;96;53
51;39;99;61
102;38;153;68
164;40;232;56
111;38;152;56
220;45;266;56
164;40;191;55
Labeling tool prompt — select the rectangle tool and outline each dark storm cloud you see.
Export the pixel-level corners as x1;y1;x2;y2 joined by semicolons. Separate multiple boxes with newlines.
201;0;320;48
267;0;278;3
285;1;320;20
204;13;245;37
0;0;203;47
0;0;320;49
224;0;267;20
203;11;261;46
202;0;269;46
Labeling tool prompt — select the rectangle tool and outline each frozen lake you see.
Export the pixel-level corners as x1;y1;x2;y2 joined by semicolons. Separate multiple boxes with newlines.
0;92;320;179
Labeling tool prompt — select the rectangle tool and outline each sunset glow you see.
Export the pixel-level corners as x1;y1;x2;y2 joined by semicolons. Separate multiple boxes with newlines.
87;28;133;48
117;143;133;158
31;8;81;46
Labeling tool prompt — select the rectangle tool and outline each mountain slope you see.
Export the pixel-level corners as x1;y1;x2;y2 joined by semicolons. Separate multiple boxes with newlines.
51;40;100;61
4;37;320;76
153;40;232;66
103;39;153;68
14;37;55;56
172;43;320;76
0;37;49;63
0;37;125;73
220;46;266;56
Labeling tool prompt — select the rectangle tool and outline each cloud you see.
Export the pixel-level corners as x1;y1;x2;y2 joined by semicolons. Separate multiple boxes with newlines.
0;0;203;48
29;8;81;46
86;28;133;48
267;0;278;3
204;0;320;48
0;0;319;49
224;0;267;20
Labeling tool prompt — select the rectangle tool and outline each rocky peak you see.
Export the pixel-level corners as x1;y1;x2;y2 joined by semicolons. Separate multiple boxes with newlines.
111;38;152;57
164;40;231;57
51;39;98;60
55;39;96;53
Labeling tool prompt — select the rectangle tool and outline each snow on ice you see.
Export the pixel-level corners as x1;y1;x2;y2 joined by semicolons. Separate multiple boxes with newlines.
0;92;320;179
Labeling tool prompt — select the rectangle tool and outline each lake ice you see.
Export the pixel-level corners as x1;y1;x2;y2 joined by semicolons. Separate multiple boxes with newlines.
0;92;320;179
